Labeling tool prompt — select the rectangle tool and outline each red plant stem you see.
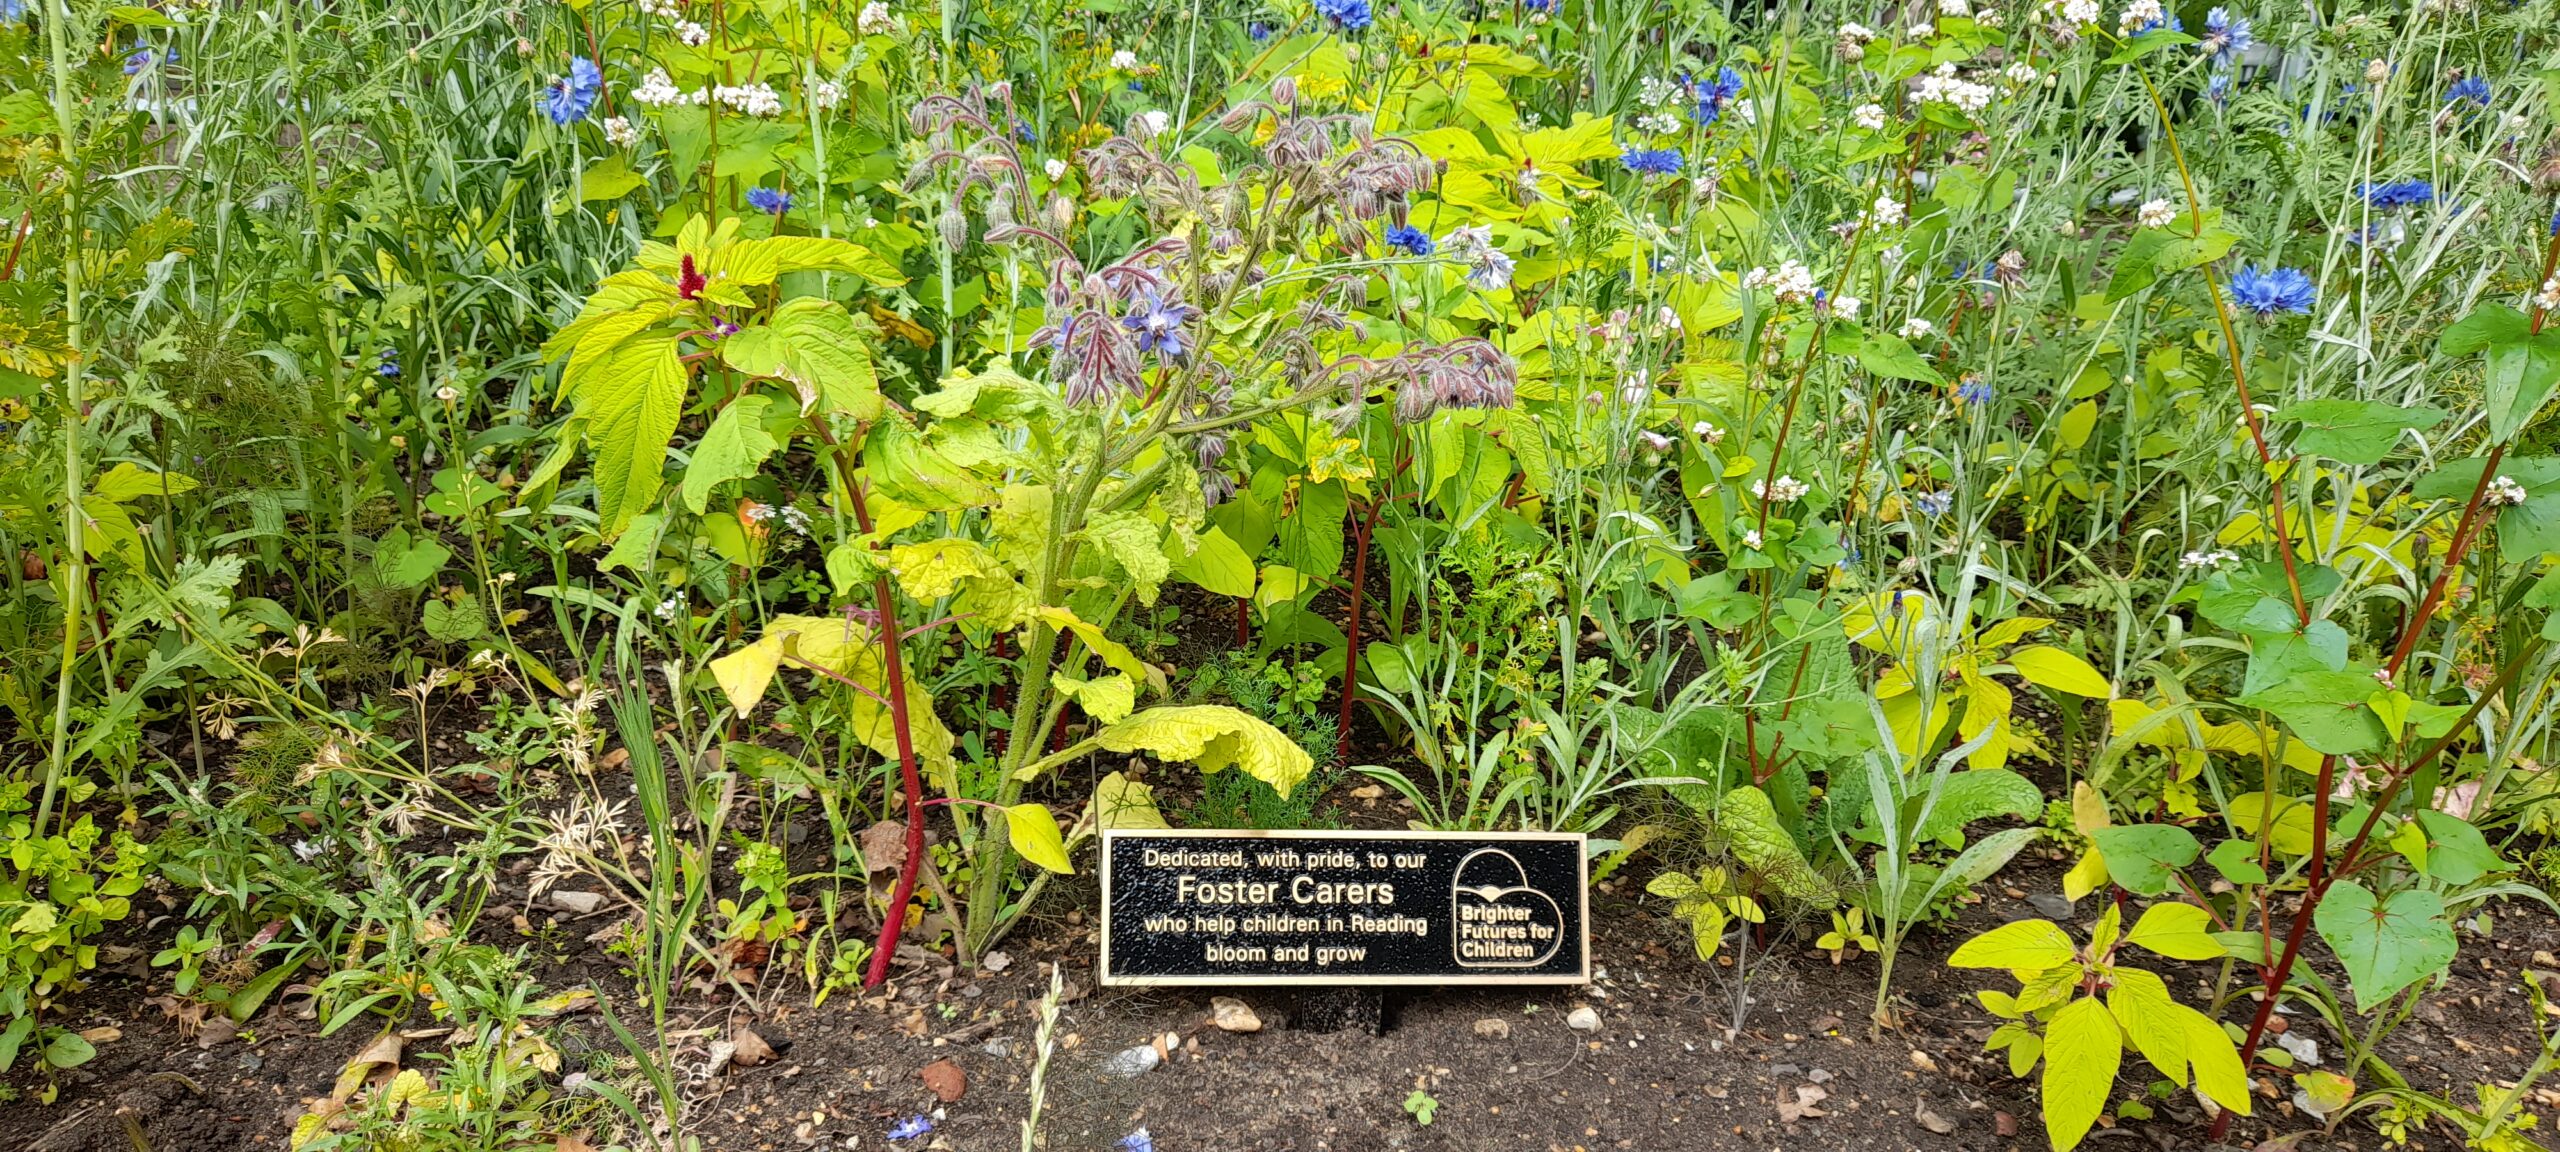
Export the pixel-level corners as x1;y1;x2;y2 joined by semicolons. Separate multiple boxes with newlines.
837;474;927;991
1335;497;1381;766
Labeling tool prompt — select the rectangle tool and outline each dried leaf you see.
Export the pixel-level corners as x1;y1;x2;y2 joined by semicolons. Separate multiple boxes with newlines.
920;1058;968;1102
860;820;909;873
730;1023;777;1067
1776;1084;1829;1123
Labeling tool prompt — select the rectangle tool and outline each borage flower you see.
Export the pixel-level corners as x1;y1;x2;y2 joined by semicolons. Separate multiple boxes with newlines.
1121;288;1200;360
1383;224;1433;256
2229;264;2316;318
745;187;793;214
547;57;603;125
887;1116;933;1141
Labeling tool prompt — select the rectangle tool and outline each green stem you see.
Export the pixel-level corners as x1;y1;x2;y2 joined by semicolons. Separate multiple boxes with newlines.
35;0;88;839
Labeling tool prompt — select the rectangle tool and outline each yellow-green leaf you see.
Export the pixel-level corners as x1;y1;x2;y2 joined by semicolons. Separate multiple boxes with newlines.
1005;803;1073;874
2042;997;2123;1151
2123;902;2224;961
1053;671;1137;725
1093;705;1314;797
2183;1004;2252;1115
1947;919;2077;970
1093;771;1169;830
2009;645;2113;697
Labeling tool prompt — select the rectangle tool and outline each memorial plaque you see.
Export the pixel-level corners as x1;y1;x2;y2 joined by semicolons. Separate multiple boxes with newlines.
1099;829;1589;986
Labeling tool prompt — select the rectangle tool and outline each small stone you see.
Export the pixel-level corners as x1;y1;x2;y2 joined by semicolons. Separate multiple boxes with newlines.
919;1059;967;1102
2533;950;2557;967
1995;1111;2020;1137
549;890;607;914
1473;1018;1512;1040
1915;1101;1957;1135
1908;1049;1938;1073
1099;1043;1160;1077
979;1038;1014;1060
1210;996;1262;1033
2026;893;2075;919
1566;1006;1601;1032
1807;1067;1834;1084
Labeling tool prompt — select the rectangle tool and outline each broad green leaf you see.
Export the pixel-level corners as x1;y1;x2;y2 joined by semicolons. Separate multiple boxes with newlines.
578;153;649;202
889;538;1003;599
711;235;907;286
865;416;995;511
2056;400;2099;452
2088;825;2200;896
1947;919;2076;969
91;462;200;503
1173;526;1257;597
41;1032;96;1070
1081;510;1173;604
2226;793;2318;856
2274;400;2446;465
2008;645;2111;697
1005;803;1073;874
1855;332;1943;383
2105;966;2187;1086
1033;607;1158;690
372;527;451;589
2042;997;2123;1151
721;299;881;420
1718;785;1837;906
2410;810;2506;885
1094;705;1314;797
571;334;688;539
681;394;780;513
2123;902;2222;961
1911;768;2042;842
2441;305;2560;442
2184;1005;2251;1115
2205;838;2269;885
2236;670;2389;755
420;598;486;643
2314;881;2457;1011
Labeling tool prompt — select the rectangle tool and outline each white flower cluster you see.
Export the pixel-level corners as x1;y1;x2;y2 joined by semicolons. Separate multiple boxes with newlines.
1636;112;1684;135
2117;0;2163;32
2138;197;2177;228
1836;21;1875;60
2049;0;2100;25
2179;549;2240;570
632;68;691;107
1693;420;1725;444
1937;0;1971;15
1913;64;1993;115
713;81;784;116
674;21;711;45
1852;102;1888;131
1637;75;1682;108
858;1;896;34
808;79;844;110
1908;21;1935;38
1753;475;1811;503
637;0;683;18
1829;294;1863;319
2003;61;2039;86
1110;49;1140;70
2535;276;2560;312
2488;475;2532;507
1900;317;1936;340
1869;194;1906;227
1044;157;1069;181
1744;259;1817;303
603;116;640;147
1978;7;2005;27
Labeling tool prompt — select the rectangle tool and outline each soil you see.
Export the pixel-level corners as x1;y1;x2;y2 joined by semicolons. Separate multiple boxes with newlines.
11;822;2560;1152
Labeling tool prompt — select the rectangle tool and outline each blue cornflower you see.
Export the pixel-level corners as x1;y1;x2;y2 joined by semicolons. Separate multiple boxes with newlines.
1383;224;1433;256
546;57;603;125
1525;0;1555;9
2133;11;2183;35
2208;72;2232;106
2550;207;2559;237
2229;264;2316;317
124;45;177;74
2201;8;2252;67
1121;1130;1156;1152
1954;375;1993;406
2358;180;2434;209
1620;147;1683;176
1836;540;1863;571
1915;491;1953;517
376;349;401;379
2446;76;2491;106
1314;0;1371;32
1122;289;1198;359
888;1117;933;1141
745;187;793;214
1694;65;1745;125
1248;19;1272;39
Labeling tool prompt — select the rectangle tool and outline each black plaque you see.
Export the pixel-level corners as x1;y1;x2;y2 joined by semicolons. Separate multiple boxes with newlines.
1099;829;1589;986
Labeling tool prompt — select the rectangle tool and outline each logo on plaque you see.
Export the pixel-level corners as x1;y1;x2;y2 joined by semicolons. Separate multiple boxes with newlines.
1449;848;1565;969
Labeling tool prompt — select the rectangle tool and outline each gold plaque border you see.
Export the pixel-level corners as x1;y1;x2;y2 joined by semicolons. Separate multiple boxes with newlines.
1097;827;1591;987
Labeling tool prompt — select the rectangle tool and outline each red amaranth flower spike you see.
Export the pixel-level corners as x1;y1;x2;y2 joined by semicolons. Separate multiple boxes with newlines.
677;253;706;300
